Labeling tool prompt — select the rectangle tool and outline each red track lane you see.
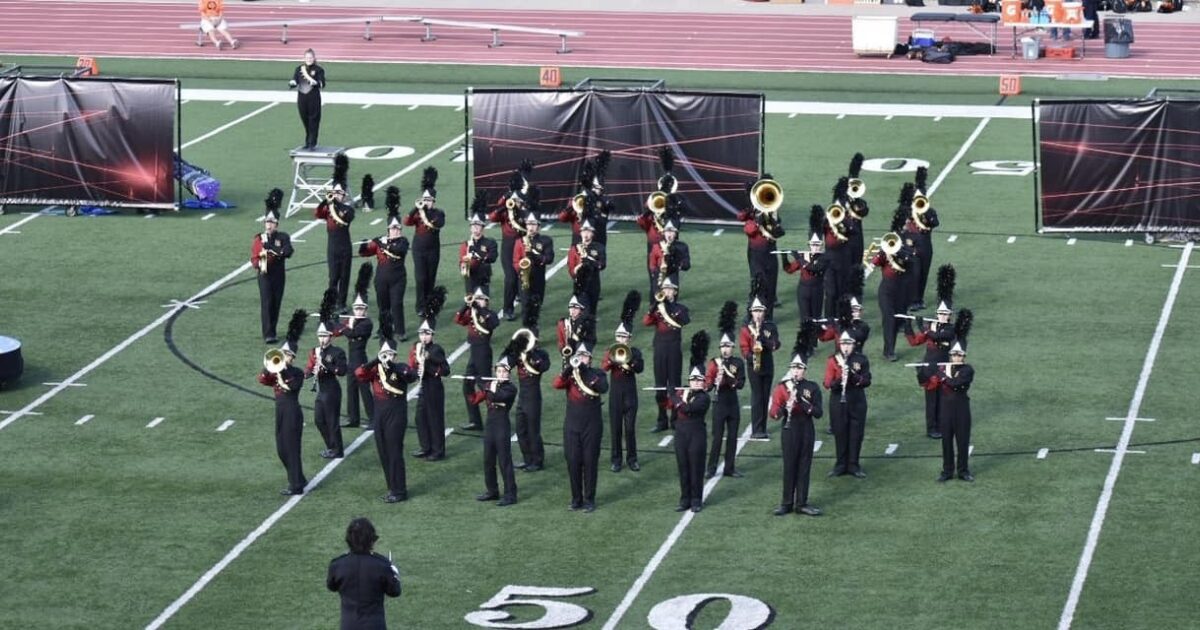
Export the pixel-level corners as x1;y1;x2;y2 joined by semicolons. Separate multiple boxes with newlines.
1;1;1198;78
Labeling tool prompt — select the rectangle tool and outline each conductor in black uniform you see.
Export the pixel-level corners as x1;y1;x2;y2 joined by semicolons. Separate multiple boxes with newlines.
289;48;326;150
327;517;402;630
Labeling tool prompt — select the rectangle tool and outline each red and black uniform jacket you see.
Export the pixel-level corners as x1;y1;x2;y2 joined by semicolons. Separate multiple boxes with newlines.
403;205;445;251
467;380;518;415
250;231;294;274
823;352;872;401
908;322;955;388
705;356;746;400
601;345;645;392
408;343;449;382
557;317;596;354
305;345;348;393
648;240;691;277
739;320;781;375
738;208;785;252
354;360;418;400
332;316;373;364
552;365;609;421
454;305;500;346
315;200;355;254
567;241;607;279
258;366;305;401
512;234;555;272
769;378;823;424
784;252;828;286
360;235;409;277
643;300;691;345
460;235;499;284
668;388;711;425
487;205;526;242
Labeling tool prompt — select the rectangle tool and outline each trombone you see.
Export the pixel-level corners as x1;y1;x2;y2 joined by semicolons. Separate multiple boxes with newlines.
750;178;783;215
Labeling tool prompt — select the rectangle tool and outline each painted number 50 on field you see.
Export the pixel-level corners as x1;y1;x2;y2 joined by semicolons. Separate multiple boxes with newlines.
465;585;772;629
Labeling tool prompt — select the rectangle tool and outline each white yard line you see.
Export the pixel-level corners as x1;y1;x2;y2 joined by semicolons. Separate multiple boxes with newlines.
947;234;958;243
215;420;235;432
201;213;216;221
1007;236;1017;244
1058;241;1193;630
813;440;822;452
0;211;46;236
180;102;279;150
0;134;464;435
1037;448;1049;460
657;436;673;447
147;417;165;428
885;443;898;455
1192;453;1200;465
1067;238;1077;245
75;414;94;426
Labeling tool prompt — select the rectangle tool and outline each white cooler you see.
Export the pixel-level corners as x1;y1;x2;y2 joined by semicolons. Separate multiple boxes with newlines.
853;16;899;57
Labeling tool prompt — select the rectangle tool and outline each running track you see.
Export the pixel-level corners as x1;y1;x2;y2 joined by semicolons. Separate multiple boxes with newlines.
1;0;1198;78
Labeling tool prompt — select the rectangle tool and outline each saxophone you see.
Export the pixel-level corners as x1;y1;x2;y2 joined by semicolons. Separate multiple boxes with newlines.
461;237;474;278
519;234;533;291
258;233;271;274
750;322;763;373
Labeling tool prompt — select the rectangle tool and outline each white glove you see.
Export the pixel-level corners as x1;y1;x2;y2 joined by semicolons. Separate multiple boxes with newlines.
288;80;297;88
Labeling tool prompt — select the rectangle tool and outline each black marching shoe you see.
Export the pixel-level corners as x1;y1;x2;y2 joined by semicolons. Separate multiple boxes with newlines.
280;488;303;496
927;432;943;439
341;421;361;428
459;423;483;432
583;502;596;513
937;472;953;482
515;461;528;471
773;505;793;516
362;424;375;431
690;502;703;513
425;454;445;461
797;505;823;516
724;469;744;478
265;336;279;344
412;449;430;458
675;503;689;513
627;460;640;472
827;467;847;478
524;463;543;472
650;425;668;434
476;492;500;502
497;496;517;507
750;432;770;441
568;501;583;511
319;449;335;459
958;471;975;482
611;462;622;473
851;470;868;479
384;493;407;503
825;426;834;435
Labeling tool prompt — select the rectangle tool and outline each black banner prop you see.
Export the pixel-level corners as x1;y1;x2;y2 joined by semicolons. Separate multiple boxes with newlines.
470;89;763;224
0;77;178;209
1037;99;1200;233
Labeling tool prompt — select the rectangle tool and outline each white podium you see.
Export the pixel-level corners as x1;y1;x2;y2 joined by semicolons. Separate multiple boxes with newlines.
286;146;346;218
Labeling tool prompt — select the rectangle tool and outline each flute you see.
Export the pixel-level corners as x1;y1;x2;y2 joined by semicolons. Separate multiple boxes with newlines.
904;362;958;367
449;375;500;381
893;314;942;322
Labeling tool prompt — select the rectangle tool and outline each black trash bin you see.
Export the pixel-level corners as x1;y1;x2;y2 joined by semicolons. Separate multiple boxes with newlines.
1104;18;1134;58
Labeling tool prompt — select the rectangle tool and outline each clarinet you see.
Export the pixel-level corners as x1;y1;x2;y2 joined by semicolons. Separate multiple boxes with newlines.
310;347;322;393
783;379;797;430
839;354;849;404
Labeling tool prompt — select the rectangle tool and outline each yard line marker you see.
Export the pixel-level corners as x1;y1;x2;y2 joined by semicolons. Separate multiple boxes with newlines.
144;213;156;219
1160;264;1200;269
1037;448;1049;459
1191;453;1199;465
445;428;454;437
1125;239;1133;247
934;116;943;122
180;100;189;105
0;211;45;236
216;420;235;432
407;104;419;111
885;443;898;455
0;132;465;435
813;440;822;452
201;213;216;221
1007;236;1016;244
1093;449;1145;455
602;425;755;630
0;410;41;416
712;229;724;237
181;102;278;150
836;114;845;120
371;217;383;226
1067;238;1077;245
361;103;372;110
607;220;617;230
1059;240;1194;630
788;112;797;119
947;234;958;242
223;100;236;106
885;114;894;121
43;382;86;387
658;436;673;447
455;104;464;112
75;414;94;426
147;417;165;428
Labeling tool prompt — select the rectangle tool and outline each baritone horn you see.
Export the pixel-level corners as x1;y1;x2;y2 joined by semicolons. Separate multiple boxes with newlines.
881;231;902;255
826;203;845;226
572;193;588;214
848;178;866;199
750;178;783;215
912;193;930;214
264;348;287;374
512;328;537;353
611;342;631;365
646;191;668;215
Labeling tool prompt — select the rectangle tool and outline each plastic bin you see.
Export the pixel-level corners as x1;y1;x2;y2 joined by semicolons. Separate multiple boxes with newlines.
1021;37;1039;60
1105;43;1131;58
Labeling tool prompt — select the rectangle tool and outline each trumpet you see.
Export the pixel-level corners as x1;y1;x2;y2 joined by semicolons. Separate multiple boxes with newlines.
653;290;667;304
571;193;588;214
610;342;631;366
264;348;287;374
862;240;881;266
750;178;783;215
646;191;668;215
848;178;866;200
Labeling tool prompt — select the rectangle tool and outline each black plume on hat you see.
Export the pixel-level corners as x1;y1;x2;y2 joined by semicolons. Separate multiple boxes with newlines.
849;153;864;178
578;160;596;190
837;294;854;327
385;186;401;215
354;262;373;303
318;287;338;325
915;166;929;193
379;310;395;345
595;150;611;181
285;309;308;348
518;159;534;181
891;183;913;233
748;273;766;309
525;186;542;215
470;189;488;217
507;169;525;194
809;204;824;236
501;333;525;365
718;300;738;336
421;167;438;197
937;264;956;308
620;290;641;329
333;154;349;189
265;188;283;213
360;175;375;209
658;146;675;174
423;285;447;324
523;294;542;331
955;308;973;342
798;319;819;359
689;330;710;371
833;176;849;203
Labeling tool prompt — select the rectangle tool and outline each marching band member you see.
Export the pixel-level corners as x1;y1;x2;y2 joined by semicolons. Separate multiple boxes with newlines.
906;265;956;439
559;151;612;246
769;348;823;516
845;153;870;281
307;320;348;459
251;191;293;344
648;220;691;293
410;288;449;461
644;277;690;433
906;167;940;312
638;147;683;297
360;187;409;341
505;300;550;472
257;310;308;495
871;185;918;362
740;291;780;441
601;292;645;472
823;177;856;318
783;205;830;323
333;265;375;429
315;155;355;312
825;331;872;478
289;48;325;150
488;162;532;321
404;167;445;315
513;211;554;321
739;174;785;316
454;287;500;431
670;346;712;513
929;339;974;482
354;327;419;503
466;356;519;505
461;194;498;295
557;295;596;358
705;302;746;479
568;220;606;312
819;292;870;355
553;344;609;512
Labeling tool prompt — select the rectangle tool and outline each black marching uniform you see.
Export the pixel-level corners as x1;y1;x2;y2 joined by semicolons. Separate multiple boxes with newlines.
308;344;348;457
648;239;692;294
872;248;916;359
705;356;746;476
739;208;785;314
291;62;326;149
335;315;374;428
785;251;828;323
601;344;645;468
553;364;609;509
644;299;691;431
454;303;500;430
462;234;499;295
770;377;823;512
514;233;554;319
411;342;449;459
252;229;294;341
935;362;975;478
823;224;856;318
670;387;711;511
362;235;409;340
487;206;526;319
357;359;419;500
907;210;939;309
569;240;607;315
326;551;402;630
514;348;551;470
740;319;782;437
473;379;520;502
316;199;356;310
910;322;954;436
258;365;307;494
825;351;872;476
404;205;445;314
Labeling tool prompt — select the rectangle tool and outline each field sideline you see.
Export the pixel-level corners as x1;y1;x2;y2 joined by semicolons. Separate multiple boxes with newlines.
0;63;1198;630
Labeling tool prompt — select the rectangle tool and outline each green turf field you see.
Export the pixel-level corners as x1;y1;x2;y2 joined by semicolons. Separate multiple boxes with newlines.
0;58;1197;630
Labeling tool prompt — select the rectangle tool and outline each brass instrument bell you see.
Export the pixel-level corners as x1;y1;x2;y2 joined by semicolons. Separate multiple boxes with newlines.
646;191;668;215
848;178;866;200
611;343;630;365
518;256;533;271
912;194;930;214
264;349;287;374
561;345;574;359
750;178;784;215
571;193;588;214
505;194;519;211
881;231;902;256
826;203;846;226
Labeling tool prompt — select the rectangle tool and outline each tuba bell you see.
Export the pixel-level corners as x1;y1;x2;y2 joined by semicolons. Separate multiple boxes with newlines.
571;193;588;214
646;191;668;216
880;231;902;256
750;178;784;215
848;178;866;200
826;203;846;226
264;348;287;374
